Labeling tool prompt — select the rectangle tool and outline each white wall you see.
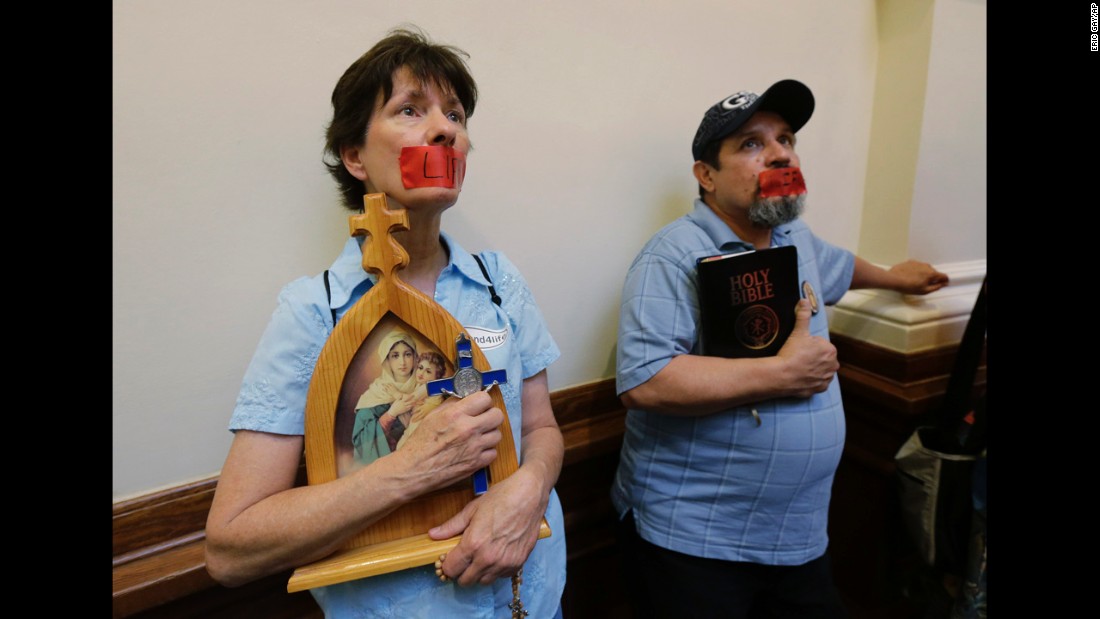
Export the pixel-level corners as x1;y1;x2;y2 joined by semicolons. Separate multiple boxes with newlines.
909;0;987;263
113;0;984;501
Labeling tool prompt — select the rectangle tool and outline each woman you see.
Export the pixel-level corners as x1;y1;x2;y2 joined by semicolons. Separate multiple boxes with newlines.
204;27;567;619
350;330;420;467
356;330;420;409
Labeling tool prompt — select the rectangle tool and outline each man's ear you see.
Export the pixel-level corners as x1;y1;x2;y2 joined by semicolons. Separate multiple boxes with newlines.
693;160;715;195
340;144;368;182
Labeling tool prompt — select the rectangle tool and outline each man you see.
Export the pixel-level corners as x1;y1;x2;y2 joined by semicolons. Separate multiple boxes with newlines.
612;79;948;618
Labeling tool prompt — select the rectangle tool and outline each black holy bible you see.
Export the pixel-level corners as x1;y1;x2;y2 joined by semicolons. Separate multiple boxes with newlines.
696;245;800;358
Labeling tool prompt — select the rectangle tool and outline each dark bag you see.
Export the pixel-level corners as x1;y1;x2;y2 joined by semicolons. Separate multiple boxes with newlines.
894;416;983;575
895;277;986;577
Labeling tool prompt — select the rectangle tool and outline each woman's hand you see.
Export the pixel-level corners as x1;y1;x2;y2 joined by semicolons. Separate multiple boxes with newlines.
426;371;562;586
428;466;548;586
389;391;504;494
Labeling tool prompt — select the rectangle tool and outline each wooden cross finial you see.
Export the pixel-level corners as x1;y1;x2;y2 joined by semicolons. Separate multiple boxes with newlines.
348;193;408;280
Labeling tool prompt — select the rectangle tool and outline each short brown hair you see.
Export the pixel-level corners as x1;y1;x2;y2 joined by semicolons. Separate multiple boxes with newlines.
324;27;478;210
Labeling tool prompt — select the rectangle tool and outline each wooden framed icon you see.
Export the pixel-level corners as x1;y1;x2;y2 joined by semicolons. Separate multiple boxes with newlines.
286;193;549;593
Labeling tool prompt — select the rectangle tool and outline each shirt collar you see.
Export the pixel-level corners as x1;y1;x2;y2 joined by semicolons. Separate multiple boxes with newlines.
686;198;795;252
444;231;495;287
325;230;488;311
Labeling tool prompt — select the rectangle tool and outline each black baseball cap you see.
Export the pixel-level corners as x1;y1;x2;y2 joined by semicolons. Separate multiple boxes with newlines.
691;79;815;161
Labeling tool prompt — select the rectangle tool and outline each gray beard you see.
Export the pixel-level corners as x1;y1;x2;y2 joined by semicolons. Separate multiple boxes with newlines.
747;193;806;228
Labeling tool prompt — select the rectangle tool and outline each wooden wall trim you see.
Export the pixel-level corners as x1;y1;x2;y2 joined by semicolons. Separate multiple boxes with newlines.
833;332;985;454
112;378;626;618
113;478;217;564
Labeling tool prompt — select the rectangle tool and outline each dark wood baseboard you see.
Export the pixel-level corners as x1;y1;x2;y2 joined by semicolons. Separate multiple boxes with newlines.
113;334;982;619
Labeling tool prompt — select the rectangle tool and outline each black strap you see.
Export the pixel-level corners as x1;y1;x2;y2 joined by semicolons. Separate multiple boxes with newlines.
472;254;503;307
324;255;501;326
934;276;987;449
323;270;338;326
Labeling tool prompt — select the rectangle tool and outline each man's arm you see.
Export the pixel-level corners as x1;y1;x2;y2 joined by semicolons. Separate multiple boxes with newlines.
850;257;949;294
204;392;505;587
428;370;563;586
622;299;838;416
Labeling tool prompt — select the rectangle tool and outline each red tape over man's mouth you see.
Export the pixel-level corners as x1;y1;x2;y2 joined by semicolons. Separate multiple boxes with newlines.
758;167;806;198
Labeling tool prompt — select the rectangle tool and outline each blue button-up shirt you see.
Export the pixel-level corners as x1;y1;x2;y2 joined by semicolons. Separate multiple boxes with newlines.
613;199;854;565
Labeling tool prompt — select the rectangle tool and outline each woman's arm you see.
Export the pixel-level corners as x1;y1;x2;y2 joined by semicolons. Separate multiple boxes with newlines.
205;391;506;587
205;430;415;586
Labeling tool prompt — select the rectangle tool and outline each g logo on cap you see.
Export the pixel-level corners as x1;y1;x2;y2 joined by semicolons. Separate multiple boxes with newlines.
721;92;757;111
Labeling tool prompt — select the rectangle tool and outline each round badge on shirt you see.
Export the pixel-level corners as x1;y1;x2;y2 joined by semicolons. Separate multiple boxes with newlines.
802;280;819;315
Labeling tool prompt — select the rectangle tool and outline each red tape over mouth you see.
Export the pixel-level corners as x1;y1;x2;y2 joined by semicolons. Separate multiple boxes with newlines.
399;146;466;189
758;167;806;198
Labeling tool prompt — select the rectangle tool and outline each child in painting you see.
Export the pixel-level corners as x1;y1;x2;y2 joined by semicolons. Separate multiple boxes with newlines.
395;351;449;450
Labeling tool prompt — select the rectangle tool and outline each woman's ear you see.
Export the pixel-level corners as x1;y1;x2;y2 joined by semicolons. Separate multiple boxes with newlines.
341;144;369;181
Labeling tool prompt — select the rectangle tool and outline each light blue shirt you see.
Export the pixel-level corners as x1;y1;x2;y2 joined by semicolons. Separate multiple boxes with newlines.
231;231;566;618
613;199;854;566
